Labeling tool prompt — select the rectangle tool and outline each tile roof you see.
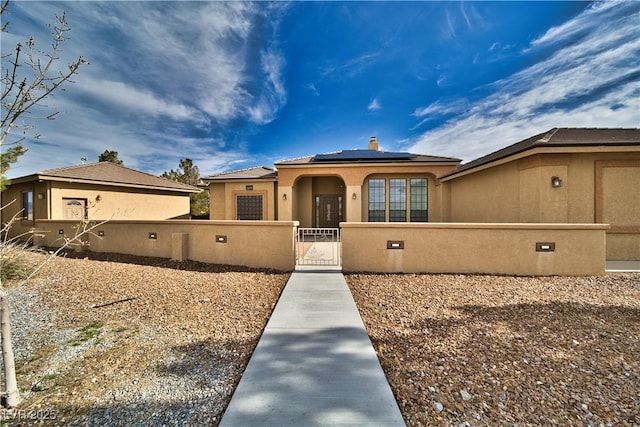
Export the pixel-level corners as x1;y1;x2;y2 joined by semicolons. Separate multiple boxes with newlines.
28;162;200;192
204;166;278;181
443;128;640;178
276;149;460;165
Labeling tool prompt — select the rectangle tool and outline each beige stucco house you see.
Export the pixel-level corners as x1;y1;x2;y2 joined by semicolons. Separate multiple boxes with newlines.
205;129;639;260
205;137;462;227
440;128;640;260
1;162;200;238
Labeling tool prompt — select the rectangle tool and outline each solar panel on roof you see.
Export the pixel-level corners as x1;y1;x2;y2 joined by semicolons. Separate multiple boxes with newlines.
312;150;416;161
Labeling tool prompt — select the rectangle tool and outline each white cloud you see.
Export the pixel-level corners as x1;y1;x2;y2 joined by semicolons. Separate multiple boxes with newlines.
529;1;624;48
248;50;287;125
321;51;382;78
4;1;288;177
413;99;468;118
305;83;320;96
409;1;640;162
441;2;485;40
75;79;203;122
411;99;469;131
368;98;382;111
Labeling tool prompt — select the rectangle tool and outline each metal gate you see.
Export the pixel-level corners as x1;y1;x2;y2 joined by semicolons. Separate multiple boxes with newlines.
296;228;341;266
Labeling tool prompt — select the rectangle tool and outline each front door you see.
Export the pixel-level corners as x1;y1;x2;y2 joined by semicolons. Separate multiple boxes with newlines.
318;195;341;228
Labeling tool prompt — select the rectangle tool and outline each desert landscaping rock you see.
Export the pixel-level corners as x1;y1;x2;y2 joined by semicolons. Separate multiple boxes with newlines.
3;251;639;426
346;272;640;426
2;252;288;426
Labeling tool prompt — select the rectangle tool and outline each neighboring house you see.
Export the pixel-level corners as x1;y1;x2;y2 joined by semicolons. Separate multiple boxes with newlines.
1;162;200;238
205;129;639;260
204;137;462;226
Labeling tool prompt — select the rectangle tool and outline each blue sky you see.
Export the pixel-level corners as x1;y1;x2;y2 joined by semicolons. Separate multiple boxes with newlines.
3;1;639;178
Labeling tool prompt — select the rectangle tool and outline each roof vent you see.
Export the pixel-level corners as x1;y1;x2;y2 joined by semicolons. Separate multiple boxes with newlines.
368;136;379;151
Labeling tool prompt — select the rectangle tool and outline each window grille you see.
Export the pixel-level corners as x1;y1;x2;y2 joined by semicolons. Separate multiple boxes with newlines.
236;195;263;220
389;179;406;222
368;179;385;222
410;178;428;222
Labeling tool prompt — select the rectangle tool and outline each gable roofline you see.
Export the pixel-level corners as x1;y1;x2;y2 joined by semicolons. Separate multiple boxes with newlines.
441;128;640;180
9;162;201;193
203;166;278;182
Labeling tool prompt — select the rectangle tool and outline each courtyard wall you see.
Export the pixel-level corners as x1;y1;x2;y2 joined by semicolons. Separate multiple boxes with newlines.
341;222;608;276
30;220;609;276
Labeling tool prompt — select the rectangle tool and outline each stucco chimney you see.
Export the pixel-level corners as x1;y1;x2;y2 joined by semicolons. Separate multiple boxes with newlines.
368;136;379;151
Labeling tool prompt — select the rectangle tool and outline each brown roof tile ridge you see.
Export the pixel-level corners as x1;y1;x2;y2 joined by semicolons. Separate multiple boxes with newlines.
205;165;276;178
549;127;640;143
537;128;559;143
413;153;463;162
274;154;315;164
95;162;198;190
41;161;199;191
38;161;104;175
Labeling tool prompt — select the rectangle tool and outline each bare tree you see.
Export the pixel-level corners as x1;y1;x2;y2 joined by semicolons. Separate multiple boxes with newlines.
1;0;87;407
1;0;88;176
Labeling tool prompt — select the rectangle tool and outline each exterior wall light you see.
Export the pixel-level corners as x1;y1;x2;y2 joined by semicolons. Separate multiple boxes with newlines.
282;193;287;200
352;193;357;200
95;195;102;202
551;176;563;188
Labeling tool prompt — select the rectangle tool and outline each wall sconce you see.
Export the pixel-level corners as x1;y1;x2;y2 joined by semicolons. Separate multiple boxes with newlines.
95;195;102;202
282;193;287;200
37;193;45;200
352;193;357;200
551;176;563;188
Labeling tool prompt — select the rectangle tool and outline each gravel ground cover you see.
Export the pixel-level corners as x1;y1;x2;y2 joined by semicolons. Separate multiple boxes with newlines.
346;273;640;427
3;251;639;427
2;251;289;426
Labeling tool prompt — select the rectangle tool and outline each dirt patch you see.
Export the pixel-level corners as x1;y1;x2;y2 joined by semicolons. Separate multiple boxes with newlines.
346;273;640;426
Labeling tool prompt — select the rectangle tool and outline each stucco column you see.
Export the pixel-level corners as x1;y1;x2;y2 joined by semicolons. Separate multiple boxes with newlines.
278;186;293;221
345;185;362;222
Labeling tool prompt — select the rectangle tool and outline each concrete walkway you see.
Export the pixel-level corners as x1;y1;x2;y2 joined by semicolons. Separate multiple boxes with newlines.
219;269;405;427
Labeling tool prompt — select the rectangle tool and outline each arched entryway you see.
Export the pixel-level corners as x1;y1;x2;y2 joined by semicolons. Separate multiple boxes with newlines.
291;175;346;228
290;175;345;267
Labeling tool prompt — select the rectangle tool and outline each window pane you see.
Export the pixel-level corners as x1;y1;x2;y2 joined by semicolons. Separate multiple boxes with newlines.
236;195;263;220
389;179;406;222
368;179;385;222
410;178;428;222
22;191;33;221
